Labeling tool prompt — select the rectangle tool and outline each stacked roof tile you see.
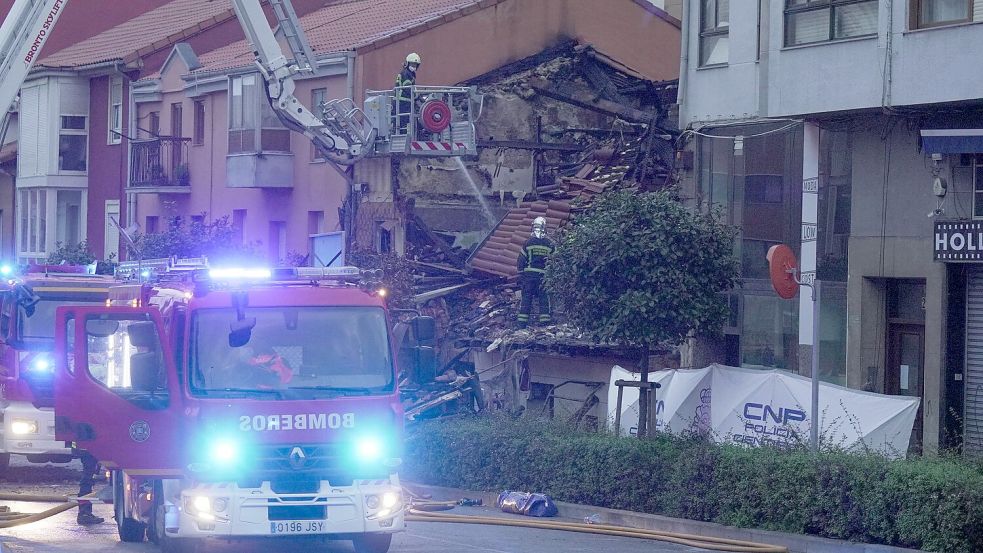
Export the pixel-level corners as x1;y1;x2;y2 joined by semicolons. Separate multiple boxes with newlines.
38;0;234;68
194;0;504;73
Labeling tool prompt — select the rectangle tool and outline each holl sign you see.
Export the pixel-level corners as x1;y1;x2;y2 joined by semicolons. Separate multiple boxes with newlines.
934;221;983;262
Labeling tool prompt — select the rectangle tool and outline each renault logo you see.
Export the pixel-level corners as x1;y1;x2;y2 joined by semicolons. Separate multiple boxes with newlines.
289;446;307;469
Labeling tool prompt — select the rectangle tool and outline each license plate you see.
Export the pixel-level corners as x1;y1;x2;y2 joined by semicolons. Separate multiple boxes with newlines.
269;520;326;534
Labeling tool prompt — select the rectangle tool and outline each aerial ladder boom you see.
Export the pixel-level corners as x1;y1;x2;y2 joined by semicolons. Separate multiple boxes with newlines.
230;0;376;166
0;0;68;144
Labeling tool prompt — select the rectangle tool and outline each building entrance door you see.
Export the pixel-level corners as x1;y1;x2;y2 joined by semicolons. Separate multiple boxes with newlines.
886;323;925;453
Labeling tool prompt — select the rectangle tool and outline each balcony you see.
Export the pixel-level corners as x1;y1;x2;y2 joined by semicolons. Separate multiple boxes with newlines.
128;136;192;194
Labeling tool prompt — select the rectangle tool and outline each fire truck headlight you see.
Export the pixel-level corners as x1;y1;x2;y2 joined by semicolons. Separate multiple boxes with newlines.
365;495;380;509
382;492;399;509
11;419;38;435
209;440;239;465
355;436;383;462
212;498;228;513
192;496;211;513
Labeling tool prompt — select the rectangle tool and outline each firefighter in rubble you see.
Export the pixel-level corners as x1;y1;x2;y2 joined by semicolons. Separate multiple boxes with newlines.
517;217;555;328
394;52;421;133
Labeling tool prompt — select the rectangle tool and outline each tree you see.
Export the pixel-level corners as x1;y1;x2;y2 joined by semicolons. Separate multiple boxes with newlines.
46;240;97;265
544;189;739;436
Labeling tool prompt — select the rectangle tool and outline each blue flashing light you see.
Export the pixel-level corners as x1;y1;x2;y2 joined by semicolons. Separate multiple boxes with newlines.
0;265;11;276
209;440;240;465
140;270;151;278
31;357;51;372
355;436;384;462
208;267;272;280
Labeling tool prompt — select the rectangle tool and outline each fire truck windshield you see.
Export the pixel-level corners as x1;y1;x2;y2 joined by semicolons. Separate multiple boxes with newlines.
18;294;107;344
189;306;394;398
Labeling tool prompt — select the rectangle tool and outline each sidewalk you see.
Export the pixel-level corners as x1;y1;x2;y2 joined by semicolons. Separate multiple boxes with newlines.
405;483;927;553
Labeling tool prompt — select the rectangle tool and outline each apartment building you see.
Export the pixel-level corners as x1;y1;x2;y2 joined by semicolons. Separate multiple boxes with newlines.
678;0;983;454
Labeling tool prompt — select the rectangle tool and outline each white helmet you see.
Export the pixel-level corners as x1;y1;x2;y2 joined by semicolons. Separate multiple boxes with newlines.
532;216;547;238
406;52;421;65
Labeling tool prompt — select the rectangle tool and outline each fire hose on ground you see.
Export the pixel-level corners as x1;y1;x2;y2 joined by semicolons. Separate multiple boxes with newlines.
0;491;98;529
400;489;789;553
0;489;788;553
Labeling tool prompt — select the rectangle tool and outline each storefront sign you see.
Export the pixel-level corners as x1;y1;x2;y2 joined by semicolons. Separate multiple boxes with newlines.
934;221;983;262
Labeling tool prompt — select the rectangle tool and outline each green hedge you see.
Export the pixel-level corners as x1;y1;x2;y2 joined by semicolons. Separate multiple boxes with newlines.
403;416;983;553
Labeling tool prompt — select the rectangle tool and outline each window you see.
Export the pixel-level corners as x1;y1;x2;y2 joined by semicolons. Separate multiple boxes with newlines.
59;115;87;172
229;74;289;154
973;155;983;217
19;189;46;256
269;221;286;263
56;190;82;248
108;76;123;144
193;100;205;145
233;209;246;243
308;210;324;235
785;0;878;46
148;111;160;138
911;0;976;28
145;216;159;234
311;88;327;160
171;102;183;138
699;0;730;66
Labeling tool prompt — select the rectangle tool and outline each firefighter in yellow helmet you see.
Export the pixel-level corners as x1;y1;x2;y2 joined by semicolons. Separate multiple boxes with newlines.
395;53;421;133
517;217;555;328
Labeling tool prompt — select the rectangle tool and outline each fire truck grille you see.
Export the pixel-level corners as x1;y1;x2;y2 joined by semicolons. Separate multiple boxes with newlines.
250;445;387;483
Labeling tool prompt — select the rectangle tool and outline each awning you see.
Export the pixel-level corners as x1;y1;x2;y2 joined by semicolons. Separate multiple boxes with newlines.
920;129;983;154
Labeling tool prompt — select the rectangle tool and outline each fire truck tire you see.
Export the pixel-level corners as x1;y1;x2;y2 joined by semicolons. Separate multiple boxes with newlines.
352;532;392;553
118;516;147;543
113;472;146;543
151;484;200;553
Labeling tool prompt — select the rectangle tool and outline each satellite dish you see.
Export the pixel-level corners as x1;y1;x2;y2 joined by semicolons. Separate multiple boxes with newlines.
766;244;799;300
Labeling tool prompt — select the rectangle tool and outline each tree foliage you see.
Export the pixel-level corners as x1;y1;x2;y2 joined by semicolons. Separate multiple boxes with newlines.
544;189;739;348
126;215;259;262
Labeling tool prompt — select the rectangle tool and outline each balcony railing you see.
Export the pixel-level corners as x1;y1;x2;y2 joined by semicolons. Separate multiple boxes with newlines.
130;136;191;189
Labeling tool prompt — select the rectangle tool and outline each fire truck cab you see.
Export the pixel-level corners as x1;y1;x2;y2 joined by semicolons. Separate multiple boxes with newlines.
0;266;113;472
53;260;434;553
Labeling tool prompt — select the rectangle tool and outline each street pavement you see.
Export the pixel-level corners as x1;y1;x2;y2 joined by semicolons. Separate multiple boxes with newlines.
1;458;710;553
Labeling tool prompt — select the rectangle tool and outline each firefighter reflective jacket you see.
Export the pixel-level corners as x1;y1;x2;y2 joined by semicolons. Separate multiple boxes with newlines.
395;67;415;100
518;236;555;277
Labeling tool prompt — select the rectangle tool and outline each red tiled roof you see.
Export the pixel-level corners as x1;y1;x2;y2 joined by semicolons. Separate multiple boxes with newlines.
468;200;573;278
38;0;235;68
194;0;499;73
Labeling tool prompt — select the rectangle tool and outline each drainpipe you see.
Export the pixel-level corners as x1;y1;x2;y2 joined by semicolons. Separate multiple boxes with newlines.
346;51;355;102
677;0;691;127
126;73;137;234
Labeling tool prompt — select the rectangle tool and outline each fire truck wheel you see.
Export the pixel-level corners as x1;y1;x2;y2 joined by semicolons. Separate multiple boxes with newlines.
112;471;146;543
151;484;200;553
352;532;392;553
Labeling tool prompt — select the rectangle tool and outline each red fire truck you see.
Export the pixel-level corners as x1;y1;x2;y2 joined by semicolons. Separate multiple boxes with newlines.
0;266;113;472
53;260;434;553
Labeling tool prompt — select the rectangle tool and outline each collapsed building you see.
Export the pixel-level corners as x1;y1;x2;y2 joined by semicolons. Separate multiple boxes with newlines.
378;43;679;428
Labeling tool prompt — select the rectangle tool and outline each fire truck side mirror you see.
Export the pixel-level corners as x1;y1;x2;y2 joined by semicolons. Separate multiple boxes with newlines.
412;316;435;345
229;317;257;348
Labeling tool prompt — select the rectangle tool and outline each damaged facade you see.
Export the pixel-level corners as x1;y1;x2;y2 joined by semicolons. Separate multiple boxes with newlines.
395;43;680;428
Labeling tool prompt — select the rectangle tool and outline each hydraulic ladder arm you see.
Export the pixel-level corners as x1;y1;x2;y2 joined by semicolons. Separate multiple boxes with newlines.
229;0;376;165
0;0;69;144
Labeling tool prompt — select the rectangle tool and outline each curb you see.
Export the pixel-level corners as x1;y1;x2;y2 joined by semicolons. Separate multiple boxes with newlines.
405;483;927;553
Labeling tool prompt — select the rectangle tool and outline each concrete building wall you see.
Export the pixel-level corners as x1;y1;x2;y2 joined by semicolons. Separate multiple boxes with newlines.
846;123;947;452
135;63;349;263
680;0;983;125
356;0;681;98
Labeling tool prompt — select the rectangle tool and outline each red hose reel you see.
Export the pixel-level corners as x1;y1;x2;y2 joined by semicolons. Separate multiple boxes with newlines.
419;100;452;133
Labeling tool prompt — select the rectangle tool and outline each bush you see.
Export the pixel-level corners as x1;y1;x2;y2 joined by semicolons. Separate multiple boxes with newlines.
127;215;258;263
404;416;983;552
46;240;97;265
